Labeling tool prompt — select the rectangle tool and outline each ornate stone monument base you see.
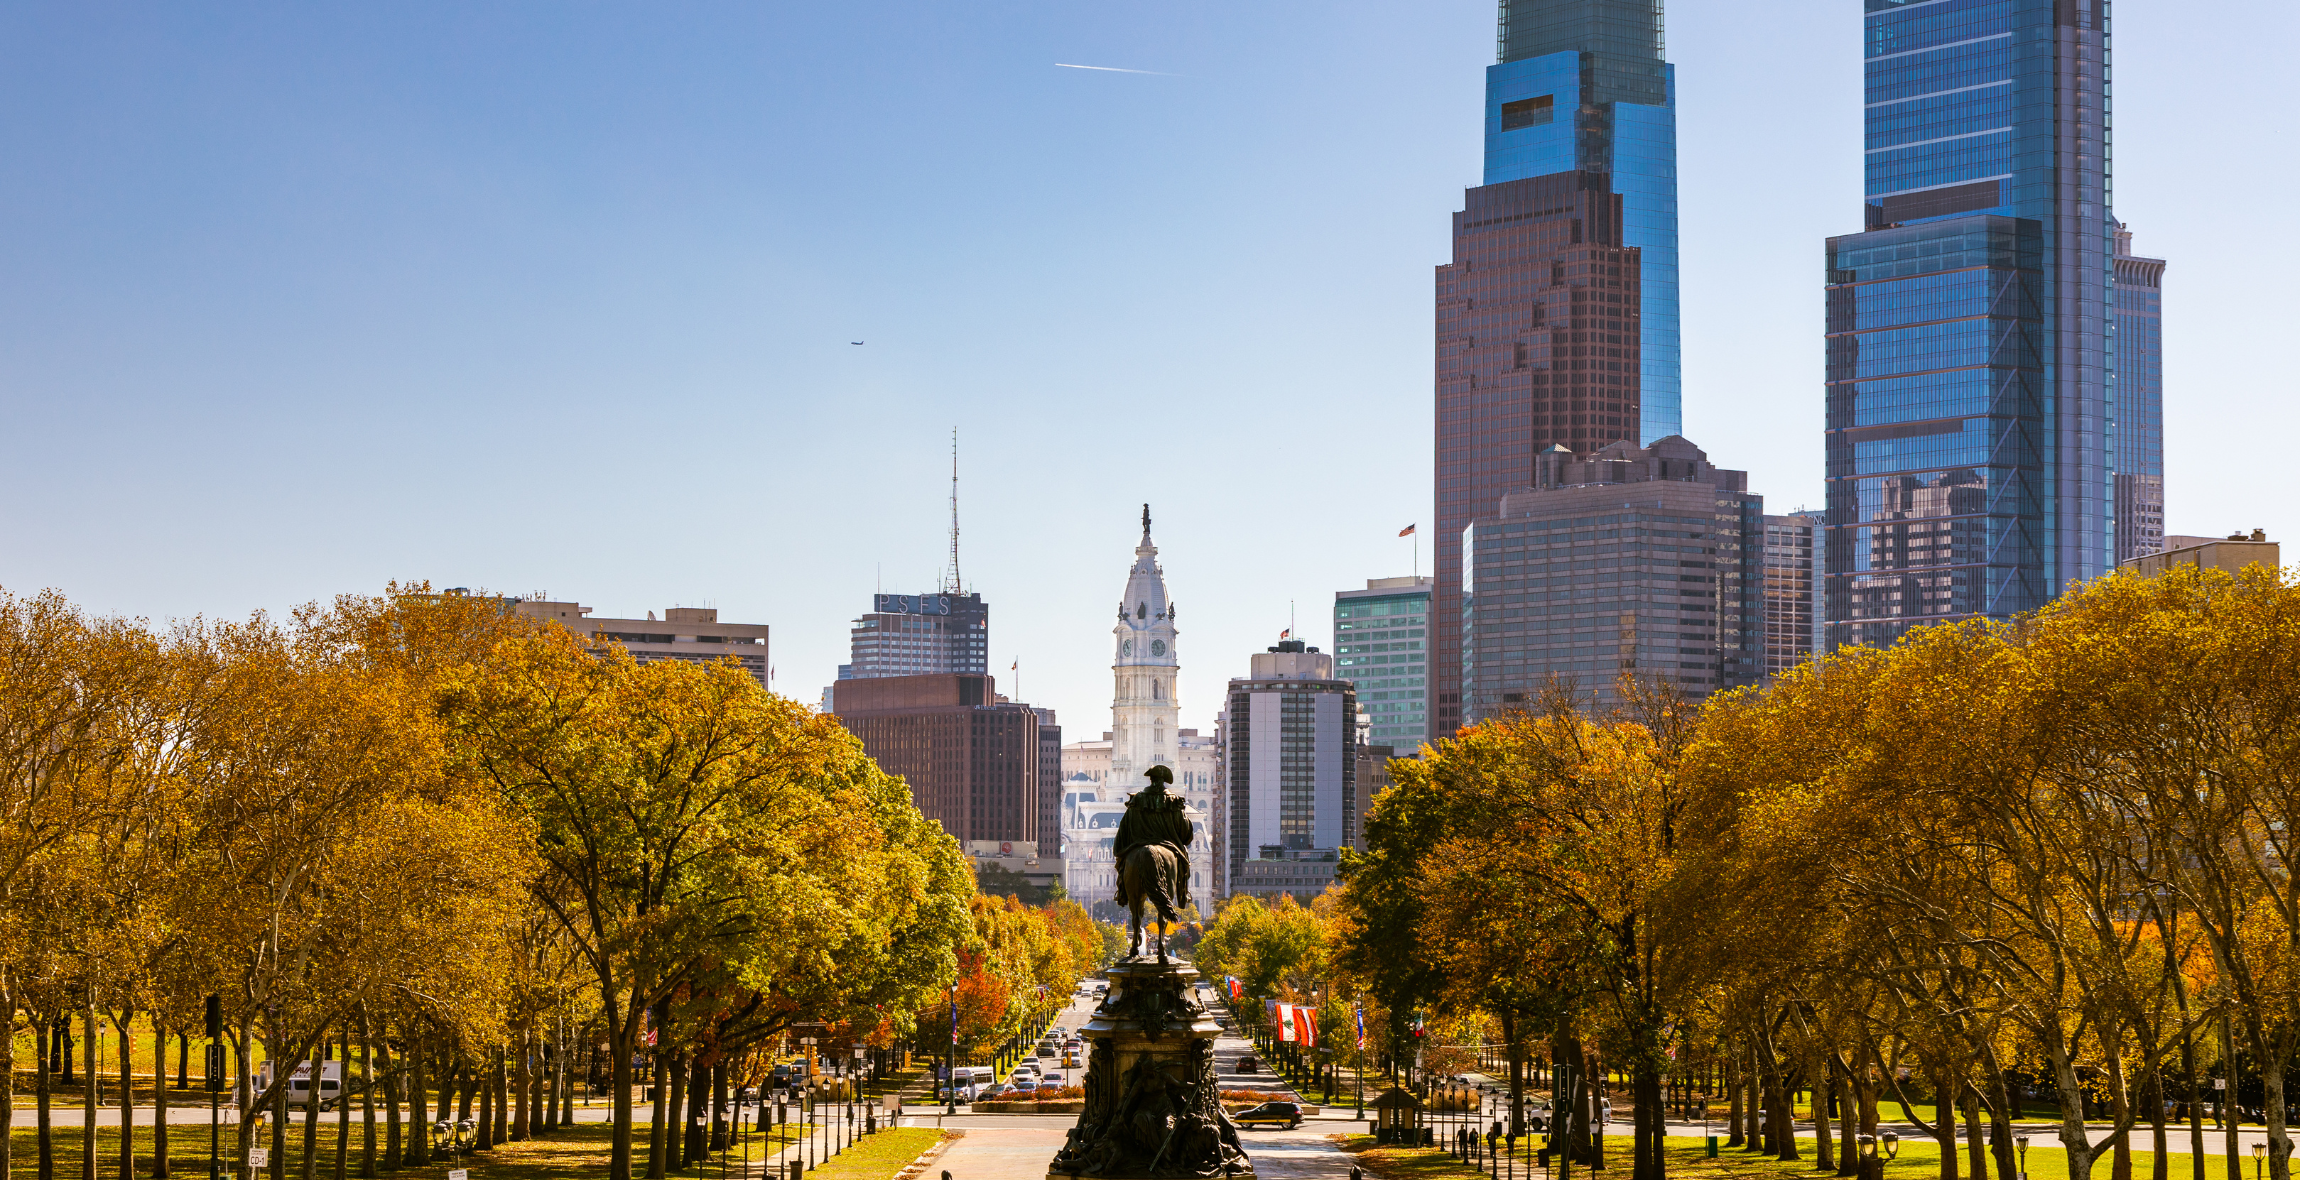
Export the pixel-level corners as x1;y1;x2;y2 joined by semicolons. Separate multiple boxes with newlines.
1047;956;1254;1180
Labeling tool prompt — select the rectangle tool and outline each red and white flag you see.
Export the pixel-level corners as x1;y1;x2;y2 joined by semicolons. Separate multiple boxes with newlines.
1399;524;1417;537
1275;1003;1298;1042
1293;1007;1318;1047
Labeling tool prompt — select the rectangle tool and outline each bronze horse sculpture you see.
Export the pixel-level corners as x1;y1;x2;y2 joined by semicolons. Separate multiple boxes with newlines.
1113;765;1193;962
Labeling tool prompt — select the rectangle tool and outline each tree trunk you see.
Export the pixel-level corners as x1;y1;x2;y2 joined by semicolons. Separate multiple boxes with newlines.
1728;1060;1744;1149
302;1040;323;1180
1837;1059;1859;1177
359;1018;375;1179
476;1062;494;1151
1812;1057;1835;1173
514;1036;530;1142
1931;1066;1956;1180
672;1053;695;1170
2186;1026;2206;1180
178;1035;189;1092
154;1020;170;1180
335;1025;351;1180
708;1063;726;1155
609;1011;635;1180
37;1012;54;1180
2224;1017;2240;1180
2;986;14;1180
80;1008;96;1180
404;1032;425;1168
1964;1086;1990;1180
270;1021;289;1180
676;1053;703;1163
379;1024;399;1172
646;1032;667;1180
2150;1066;2167;1180
118;1015;134;1180
1633;1061;1664;1180
493;1049;509;1147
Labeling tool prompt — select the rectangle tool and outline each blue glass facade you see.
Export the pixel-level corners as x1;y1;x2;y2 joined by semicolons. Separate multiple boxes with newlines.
1823;0;2117;650
1483;1;1679;445
2112;222;2165;562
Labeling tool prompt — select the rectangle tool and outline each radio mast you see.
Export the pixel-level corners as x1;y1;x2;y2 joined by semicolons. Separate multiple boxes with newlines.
941;428;962;595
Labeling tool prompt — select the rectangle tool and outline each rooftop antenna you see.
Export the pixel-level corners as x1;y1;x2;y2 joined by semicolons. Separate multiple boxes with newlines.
941;428;962;596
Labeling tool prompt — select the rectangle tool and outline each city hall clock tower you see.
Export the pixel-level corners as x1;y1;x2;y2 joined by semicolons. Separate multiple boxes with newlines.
1109;505;1181;792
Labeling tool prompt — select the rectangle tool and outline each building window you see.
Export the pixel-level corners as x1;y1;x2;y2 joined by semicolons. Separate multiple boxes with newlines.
1502;95;1554;131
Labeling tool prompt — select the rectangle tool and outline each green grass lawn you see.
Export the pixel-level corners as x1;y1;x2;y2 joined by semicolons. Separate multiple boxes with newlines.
1339;1131;2257;1180
3;1118;809;1179
802;1129;947;1180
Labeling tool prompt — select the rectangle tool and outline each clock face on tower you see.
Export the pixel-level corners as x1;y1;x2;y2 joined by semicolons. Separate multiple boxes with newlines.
1151;640;1166;657
1121;639;1133;656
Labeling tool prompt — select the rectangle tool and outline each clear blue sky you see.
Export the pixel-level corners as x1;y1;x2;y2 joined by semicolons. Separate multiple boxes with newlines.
2;2;2289;741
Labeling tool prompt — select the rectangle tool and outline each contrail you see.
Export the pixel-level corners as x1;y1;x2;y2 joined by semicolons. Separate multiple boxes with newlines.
1055;63;1176;76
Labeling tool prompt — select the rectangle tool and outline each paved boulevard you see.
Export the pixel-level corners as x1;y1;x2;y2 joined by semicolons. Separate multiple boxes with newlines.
919;985;1367;1180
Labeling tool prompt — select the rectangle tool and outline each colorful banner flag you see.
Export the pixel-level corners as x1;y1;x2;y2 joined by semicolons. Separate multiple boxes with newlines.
1293;1007;1318;1047
1227;976;1243;1001
1275;1003;1297;1042
1354;1006;1366;1051
1398;524;1417;537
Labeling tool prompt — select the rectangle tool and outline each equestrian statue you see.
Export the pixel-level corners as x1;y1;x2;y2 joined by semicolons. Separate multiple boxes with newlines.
1114;765;1192;962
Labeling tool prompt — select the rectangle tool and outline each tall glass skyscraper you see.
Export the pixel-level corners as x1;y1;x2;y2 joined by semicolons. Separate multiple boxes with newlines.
1822;0;2144;649
1487;0;1680;443
1431;0;1680;736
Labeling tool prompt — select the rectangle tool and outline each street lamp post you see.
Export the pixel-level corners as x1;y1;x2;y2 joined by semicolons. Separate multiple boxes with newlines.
2255;1142;2267;1180
2015;1134;2030;1180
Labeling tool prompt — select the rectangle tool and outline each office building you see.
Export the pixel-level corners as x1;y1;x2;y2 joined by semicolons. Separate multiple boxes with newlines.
513;601;769;687
2120;531;2276;579
1353;743;1397;847
1335;577;1432;748
1225;640;1357;902
1434;0;1682;737
828;674;1049;893
1461;437;1762;719
838;591;988;682
1761;514;1819;679
1823;0;2147;649
1036;708;1063;873
2114;224;2166;564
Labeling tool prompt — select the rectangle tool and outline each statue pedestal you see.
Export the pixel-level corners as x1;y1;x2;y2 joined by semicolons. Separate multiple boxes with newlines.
1046;956;1254;1180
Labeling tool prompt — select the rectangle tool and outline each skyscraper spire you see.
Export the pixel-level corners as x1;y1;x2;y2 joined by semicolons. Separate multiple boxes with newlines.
942;428;962;595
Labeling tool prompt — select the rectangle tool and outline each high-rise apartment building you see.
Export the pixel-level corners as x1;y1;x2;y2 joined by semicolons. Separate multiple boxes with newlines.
513;601;769;687
1761;514;1819;679
1461;437;1762;718
1225;640;1358;902
2114;223;2166;564
1823;0;2144;649
1434;0;1681;736
1334;577;1431;748
838;592;988;682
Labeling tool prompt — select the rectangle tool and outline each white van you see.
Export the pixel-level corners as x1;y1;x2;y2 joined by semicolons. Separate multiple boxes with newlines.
948;1066;994;1099
258;1060;345;1111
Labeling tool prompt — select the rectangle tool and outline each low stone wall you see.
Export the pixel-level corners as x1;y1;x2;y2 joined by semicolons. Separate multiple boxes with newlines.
971;1100;1086;1114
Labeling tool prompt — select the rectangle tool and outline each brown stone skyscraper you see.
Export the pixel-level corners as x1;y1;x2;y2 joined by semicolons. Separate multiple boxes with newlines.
1431;168;1643;734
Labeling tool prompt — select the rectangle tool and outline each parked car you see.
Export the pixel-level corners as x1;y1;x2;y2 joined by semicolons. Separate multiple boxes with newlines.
977;1084;1010;1101
1234;1054;1260;1073
1231;1102;1302;1130
1008;1079;1039;1094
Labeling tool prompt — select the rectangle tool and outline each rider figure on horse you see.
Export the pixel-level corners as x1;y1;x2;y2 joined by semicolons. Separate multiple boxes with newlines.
1114;765;1193;917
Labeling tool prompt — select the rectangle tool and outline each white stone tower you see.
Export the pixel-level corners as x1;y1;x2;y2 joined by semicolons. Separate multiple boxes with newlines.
1109;504;1180;792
